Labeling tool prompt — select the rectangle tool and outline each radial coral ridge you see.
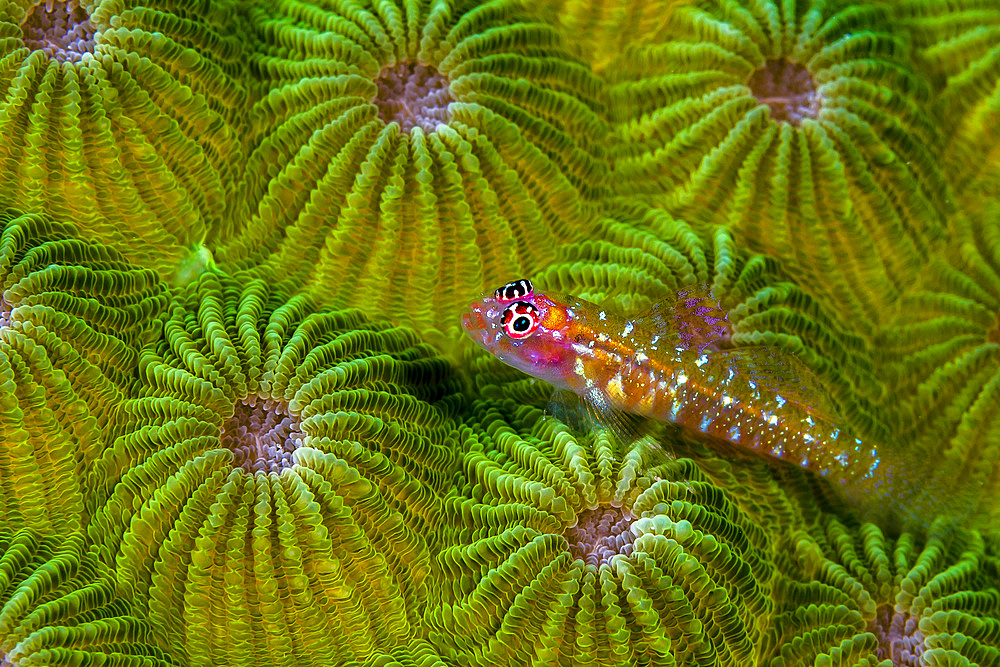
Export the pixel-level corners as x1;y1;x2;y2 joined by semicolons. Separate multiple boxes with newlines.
0;529;181;666
0;208;165;533
86;270;464;666
762;516;1000;666
605;0;953;327
215;0;609;343
897;0;1000;199
0;0;246;278
422;397;806;666
873;203;1000;527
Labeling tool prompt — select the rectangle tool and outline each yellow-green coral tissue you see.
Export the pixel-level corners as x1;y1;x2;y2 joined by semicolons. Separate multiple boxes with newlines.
0;1;996;667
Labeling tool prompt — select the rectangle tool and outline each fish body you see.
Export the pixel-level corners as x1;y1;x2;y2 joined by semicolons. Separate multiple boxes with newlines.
463;280;880;487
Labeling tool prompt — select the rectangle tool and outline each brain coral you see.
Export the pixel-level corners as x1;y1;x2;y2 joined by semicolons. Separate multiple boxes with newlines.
0;0;246;278
86;270;464;666
0;207;165;533
422;396;821;666
215;0;609;343
0;528;181;666
763;515;1000;666
605;0;952;326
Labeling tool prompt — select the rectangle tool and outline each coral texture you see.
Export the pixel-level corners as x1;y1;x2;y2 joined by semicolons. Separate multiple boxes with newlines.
0;529;181;666
0;0;996;666
0;0;246;278
899;0;1000;201
86;271;463;666
216;0;609;343
0;208;165;533
424;398;790;666
606;0;951;326
763;516;1000;666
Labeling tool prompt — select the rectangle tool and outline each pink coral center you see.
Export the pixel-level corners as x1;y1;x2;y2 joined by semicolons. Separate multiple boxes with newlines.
374;60;454;132
870;605;925;667
748;58;820;125
564;506;635;567
220;396;304;475
20;0;97;63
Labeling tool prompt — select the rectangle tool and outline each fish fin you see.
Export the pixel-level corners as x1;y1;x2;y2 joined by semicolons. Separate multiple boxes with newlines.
638;284;733;353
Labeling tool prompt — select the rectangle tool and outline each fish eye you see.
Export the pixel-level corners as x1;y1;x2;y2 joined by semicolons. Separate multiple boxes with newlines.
500;301;540;339
494;278;533;302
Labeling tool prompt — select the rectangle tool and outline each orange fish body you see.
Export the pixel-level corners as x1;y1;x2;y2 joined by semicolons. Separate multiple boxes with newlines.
463;279;883;489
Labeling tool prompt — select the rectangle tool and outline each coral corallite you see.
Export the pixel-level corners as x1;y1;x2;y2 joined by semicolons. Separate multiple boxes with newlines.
218;0;610;343
221;396;304;475
19;0;95;62
85;271;463;666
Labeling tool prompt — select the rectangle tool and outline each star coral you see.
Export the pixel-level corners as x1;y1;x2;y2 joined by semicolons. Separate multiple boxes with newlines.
0;208;165;533
0;0;995;665
86;270;463;666
218;0;610;344
0;529;181;666
425;398;781;666
762;516;1000;666
606;0;952;326
0;0;246;278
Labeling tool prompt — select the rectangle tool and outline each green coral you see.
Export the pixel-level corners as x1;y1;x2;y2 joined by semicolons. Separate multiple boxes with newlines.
0;208;165;533
0;528;181;666
605;0;952;325
87;270;463;666
876;200;1000;527
423;397;804;666
898;0;1000;201
0;0;246;278
763;516;1000;666
215;0;609;344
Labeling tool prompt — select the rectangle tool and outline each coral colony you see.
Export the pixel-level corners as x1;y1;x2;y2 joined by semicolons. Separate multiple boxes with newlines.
0;1;997;666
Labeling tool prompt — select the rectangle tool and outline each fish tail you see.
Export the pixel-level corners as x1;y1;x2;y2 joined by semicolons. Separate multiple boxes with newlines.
841;444;982;534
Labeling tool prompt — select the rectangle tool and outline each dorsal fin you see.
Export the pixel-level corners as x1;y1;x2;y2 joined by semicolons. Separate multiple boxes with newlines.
637;284;732;352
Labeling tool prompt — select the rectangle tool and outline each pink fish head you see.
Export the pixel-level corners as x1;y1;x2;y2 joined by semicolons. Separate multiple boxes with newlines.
462;279;579;389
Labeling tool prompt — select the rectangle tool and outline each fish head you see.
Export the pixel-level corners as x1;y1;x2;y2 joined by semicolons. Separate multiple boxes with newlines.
463;279;577;386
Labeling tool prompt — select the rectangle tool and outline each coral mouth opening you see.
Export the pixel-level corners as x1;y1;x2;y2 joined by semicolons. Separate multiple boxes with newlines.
870;604;924;667
221;396;304;475
374;60;454;132
20;0;97;63
565;506;635;567
748;58;820;125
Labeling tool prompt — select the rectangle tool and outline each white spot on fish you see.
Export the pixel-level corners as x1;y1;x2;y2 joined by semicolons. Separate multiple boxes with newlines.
835;452;849;466
803;433;814;443
775;395;786;408
805;416;815;426
722;395;733;406
599;310;606;320
695;354;708;367
622;321;634;335
767;414;778;425
676;373;688;384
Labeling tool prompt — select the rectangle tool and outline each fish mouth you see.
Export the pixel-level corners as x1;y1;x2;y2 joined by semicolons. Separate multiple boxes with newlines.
462;301;491;348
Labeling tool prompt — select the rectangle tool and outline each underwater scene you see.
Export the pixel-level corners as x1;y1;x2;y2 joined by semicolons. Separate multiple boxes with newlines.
0;0;998;665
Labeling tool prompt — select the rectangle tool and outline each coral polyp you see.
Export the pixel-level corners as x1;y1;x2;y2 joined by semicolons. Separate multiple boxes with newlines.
221;395;304;475
219;0;610;343
747;59;820;125
375;60;454;132
86;270;463;666
607;0;951;326
19;0;95;62
564;506;635;566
